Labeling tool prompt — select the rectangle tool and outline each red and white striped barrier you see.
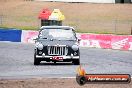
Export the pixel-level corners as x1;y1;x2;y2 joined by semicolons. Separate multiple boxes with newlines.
21;30;39;43
21;30;132;51
79;34;132;51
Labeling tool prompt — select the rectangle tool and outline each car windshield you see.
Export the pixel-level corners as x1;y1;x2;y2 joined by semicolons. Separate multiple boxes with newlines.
39;28;76;40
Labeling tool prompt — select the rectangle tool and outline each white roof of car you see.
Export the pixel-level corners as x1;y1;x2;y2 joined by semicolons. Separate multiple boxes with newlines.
40;26;75;30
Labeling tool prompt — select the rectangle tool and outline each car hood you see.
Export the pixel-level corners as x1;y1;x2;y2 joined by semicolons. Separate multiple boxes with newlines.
37;39;76;46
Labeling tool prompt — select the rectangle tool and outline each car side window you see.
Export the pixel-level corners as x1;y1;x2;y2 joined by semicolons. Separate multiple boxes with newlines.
39;29;49;38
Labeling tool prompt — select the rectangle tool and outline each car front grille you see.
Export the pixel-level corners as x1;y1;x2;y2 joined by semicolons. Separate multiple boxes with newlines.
47;45;68;55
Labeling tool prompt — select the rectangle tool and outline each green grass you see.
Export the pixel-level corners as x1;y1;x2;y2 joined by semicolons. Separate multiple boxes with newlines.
0;25;39;30
76;29;114;34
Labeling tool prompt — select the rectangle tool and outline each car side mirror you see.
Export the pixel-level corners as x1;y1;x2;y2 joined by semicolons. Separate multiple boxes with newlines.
78;38;81;42
33;37;38;42
77;38;81;43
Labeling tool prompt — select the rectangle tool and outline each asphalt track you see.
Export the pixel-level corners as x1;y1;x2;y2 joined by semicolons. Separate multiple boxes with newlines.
0;42;132;79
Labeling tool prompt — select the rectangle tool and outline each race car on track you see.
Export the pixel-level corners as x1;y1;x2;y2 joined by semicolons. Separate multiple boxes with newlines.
34;26;80;65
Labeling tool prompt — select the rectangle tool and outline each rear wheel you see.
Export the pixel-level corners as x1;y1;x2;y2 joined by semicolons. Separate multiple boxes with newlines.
73;59;80;65
34;52;40;65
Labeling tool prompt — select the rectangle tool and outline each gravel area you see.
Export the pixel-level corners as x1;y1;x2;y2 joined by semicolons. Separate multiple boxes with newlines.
0;78;132;88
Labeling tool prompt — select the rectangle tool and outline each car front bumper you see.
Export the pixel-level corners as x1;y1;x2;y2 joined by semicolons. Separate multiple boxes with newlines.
36;55;79;59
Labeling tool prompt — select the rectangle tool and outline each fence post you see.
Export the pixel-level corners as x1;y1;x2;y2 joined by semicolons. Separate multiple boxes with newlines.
131;26;132;35
0;15;3;26
114;18;117;34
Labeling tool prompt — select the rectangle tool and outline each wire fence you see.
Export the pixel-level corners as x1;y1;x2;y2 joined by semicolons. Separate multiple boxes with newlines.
0;15;132;35
65;19;132;35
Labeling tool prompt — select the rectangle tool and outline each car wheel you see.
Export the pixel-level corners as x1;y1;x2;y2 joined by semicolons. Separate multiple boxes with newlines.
73;59;80;65
34;52;40;65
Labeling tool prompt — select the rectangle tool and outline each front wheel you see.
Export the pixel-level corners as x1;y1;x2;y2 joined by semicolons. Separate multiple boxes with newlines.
73;59;80;65
34;52;40;65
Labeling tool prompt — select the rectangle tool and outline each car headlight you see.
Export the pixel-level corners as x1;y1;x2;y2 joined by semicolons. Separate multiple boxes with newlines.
72;45;79;51
35;42;43;50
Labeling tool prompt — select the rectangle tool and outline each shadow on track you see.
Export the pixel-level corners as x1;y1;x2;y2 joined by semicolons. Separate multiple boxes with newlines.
37;62;74;66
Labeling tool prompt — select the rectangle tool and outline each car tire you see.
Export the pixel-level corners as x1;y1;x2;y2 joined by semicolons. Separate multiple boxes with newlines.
34;52;40;65
73;59;80;65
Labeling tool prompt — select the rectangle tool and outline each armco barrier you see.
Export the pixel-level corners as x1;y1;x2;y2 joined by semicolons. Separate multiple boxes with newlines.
0;28;22;42
21;30;132;51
